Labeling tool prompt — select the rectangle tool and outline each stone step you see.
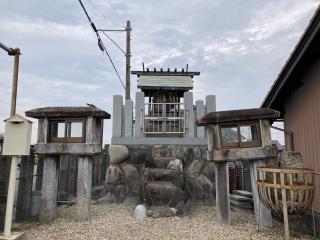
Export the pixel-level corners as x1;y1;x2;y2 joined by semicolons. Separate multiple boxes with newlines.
229;194;252;202
146;206;177;218
230;199;253;210
152;157;176;169
233;190;253;199
142;168;183;188
142;181;186;207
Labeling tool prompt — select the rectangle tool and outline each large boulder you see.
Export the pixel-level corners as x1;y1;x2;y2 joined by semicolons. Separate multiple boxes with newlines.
186;160;204;177
195;174;215;205
109;145;129;164
105;164;125;184
122;164;140;195
185;174;215;205
202;162;216;182
97;192;117;204
143;182;186;207
115;184;129;201
122;163;139;181
142;168;184;188
167;159;183;173
128;145;152;164
91;184;115;200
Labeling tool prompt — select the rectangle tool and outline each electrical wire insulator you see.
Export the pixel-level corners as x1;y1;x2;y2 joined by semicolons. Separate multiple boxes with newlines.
98;38;104;52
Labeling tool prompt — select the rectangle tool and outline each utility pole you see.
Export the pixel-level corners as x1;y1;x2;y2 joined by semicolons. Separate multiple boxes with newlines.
125;20;131;100
0;42;20;116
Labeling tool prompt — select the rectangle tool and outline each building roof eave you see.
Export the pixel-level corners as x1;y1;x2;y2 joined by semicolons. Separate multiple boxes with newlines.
261;5;320;109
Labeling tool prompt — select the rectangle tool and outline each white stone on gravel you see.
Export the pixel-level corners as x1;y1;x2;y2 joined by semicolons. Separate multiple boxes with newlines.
133;204;147;219
25;204;313;240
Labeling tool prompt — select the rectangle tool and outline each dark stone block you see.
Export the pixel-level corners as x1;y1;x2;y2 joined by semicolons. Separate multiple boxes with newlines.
128;145;153;164
143;182;186;207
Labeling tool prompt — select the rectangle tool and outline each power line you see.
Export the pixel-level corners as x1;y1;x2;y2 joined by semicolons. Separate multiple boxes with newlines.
86;0;122;28
106;0;123;26
101;31;125;55
78;0;125;90
99;39;126;89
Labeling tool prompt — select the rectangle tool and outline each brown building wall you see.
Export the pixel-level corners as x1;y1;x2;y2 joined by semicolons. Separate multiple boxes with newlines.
284;59;320;212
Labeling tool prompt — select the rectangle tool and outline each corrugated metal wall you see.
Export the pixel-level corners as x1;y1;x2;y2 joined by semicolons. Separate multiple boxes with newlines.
284;59;320;212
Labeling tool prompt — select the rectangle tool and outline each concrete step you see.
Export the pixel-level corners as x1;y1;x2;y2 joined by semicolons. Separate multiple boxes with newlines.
142;168;183;188
143;181;186;207
233;190;253;199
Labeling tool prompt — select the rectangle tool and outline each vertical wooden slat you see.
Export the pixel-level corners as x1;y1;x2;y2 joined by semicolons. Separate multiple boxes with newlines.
288;173;294;213
280;172;290;240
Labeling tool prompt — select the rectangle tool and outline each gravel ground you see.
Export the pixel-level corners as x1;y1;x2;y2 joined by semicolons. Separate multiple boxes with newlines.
25;204;313;240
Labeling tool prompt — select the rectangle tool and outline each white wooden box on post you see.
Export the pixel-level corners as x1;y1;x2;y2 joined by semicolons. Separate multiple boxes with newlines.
2;114;32;156
1;114;32;239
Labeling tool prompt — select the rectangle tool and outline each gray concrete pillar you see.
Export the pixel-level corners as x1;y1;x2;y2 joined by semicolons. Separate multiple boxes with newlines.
184;92;194;138
206;95;216;113
249;160;272;227
77;156;93;221
205;95;216;138
196;100;205;138
124;99;133;138
39;155;59;223
112;95;123;138
135;92;145;138
215;162;231;224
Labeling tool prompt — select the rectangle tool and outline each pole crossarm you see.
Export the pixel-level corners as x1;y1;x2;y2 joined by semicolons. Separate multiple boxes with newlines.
98;29;126;32
0;42;20;56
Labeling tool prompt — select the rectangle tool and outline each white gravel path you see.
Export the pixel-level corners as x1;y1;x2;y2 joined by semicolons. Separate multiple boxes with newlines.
25;203;313;240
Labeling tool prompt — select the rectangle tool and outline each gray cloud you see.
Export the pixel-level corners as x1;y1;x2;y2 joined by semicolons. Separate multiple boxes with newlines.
0;0;319;144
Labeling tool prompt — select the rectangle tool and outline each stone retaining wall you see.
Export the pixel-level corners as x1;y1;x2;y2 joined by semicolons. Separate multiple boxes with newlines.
95;144;216;206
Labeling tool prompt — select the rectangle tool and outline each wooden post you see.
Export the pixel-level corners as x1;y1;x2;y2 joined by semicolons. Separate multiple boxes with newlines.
215;162;231;224
39;156;59;223
280;172;290;240
77;156;92;221
249;160;272;227
0;157;10;231
16;152;34;221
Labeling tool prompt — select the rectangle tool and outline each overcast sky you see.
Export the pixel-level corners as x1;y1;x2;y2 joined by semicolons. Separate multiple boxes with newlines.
0;0;319;144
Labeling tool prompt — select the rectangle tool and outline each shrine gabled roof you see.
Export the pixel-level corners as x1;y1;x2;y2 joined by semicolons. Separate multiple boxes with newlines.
137;75;194;91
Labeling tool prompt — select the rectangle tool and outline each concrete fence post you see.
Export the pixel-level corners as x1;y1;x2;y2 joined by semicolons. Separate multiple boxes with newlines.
205;95;216;138
184;92;194;138
196;100;205;138
112;95;123;138
135;92;145;138
206;95;216;113
124;99;133;138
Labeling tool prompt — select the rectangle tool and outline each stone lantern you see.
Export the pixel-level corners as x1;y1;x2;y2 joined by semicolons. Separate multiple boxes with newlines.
26;106;110;222
197;108;280;226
